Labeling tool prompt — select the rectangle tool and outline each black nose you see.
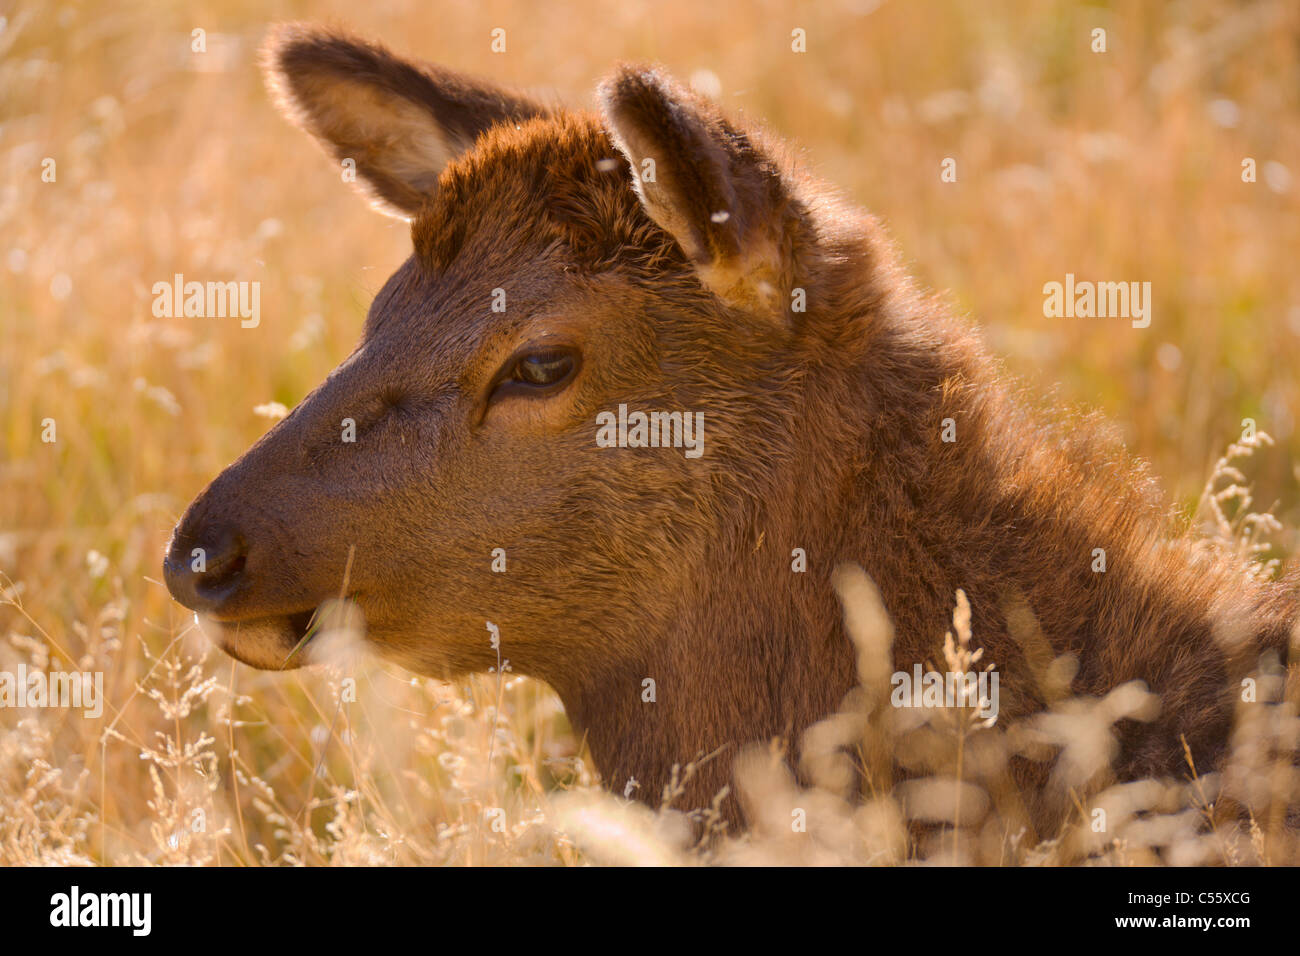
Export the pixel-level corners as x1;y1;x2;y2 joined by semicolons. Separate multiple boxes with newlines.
163;522;248;614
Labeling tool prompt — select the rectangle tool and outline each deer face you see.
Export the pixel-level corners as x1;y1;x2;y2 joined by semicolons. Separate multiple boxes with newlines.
163;25;814;683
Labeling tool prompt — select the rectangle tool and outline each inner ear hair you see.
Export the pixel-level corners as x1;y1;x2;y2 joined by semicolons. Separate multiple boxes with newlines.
263;24;548;217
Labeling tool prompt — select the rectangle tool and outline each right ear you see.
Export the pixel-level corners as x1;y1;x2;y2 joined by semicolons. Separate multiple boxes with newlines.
262;24;549;219
598;64;808;321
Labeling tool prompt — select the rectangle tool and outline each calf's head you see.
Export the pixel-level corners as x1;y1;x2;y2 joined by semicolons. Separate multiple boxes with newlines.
164;26;827;686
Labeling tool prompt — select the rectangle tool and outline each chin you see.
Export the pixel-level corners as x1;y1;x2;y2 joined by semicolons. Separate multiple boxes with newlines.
195;612;314;670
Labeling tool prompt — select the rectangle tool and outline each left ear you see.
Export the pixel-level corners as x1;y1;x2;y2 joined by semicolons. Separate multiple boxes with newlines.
598;64;807;320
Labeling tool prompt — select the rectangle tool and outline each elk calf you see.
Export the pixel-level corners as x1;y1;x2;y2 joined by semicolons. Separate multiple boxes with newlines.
164;25;1298;830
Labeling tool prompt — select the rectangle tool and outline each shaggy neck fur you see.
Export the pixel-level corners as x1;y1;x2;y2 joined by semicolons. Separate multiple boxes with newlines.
555;225;1297;830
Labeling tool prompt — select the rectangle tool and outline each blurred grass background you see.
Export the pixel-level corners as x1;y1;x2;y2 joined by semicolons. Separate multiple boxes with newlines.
1;0;1298;863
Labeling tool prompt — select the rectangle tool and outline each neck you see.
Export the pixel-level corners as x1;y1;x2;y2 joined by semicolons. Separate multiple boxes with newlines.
556;530;856;829
555;277;1297;826
553;377;866;828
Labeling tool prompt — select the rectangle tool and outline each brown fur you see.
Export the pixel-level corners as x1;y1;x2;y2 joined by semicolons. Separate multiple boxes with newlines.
163;25;1298;831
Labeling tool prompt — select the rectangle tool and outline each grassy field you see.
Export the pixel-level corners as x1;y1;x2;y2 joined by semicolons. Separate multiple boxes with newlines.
2;0;1299;864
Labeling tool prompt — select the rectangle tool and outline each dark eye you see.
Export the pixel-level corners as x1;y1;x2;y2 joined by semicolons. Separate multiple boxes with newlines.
487;347;580;405
512;350;576;388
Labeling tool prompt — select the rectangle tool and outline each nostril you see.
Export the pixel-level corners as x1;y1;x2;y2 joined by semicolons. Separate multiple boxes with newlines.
164;524;249;613
195;533;248;599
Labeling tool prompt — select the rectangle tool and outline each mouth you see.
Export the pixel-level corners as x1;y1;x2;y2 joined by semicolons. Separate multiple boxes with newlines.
195;607;321;670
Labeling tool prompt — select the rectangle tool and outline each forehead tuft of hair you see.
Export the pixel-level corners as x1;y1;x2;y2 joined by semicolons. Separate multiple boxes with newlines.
411;113;686;276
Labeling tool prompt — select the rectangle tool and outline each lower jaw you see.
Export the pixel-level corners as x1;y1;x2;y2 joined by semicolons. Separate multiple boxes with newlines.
195;612;313;670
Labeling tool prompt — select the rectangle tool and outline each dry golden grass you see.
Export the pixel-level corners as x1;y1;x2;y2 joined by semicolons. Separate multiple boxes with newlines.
2;0;1298;865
